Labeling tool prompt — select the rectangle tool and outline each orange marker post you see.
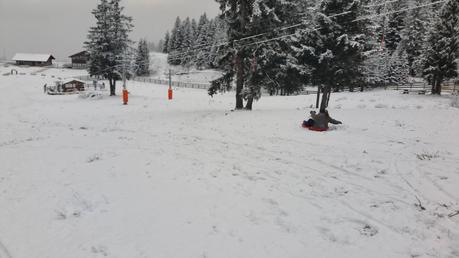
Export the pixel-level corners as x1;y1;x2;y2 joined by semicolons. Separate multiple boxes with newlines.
123;89;128;105
168;87;173;100
168;69;173;100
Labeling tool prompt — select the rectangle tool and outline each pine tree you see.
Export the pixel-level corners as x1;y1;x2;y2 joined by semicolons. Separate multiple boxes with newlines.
135;39;150;76
400;0;430;76
296;0;368;112
168;17;183;65
385;1;408;53
208;18;228;69
210;0;256;110
85;0;133;96
423;0;459;95
197;13;209;39
195;20;215;69
243;0;307;109
180;17;195;67
163;31;170;53
191;18;198;43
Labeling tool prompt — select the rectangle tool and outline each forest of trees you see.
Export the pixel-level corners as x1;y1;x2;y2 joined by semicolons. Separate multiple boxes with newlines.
158;0;458;110
85;0;457;109
161;14;228;69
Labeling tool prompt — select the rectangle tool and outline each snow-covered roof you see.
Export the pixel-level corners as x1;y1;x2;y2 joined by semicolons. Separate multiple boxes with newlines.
69;51;89;58
12;53;55;62
61;78;86;85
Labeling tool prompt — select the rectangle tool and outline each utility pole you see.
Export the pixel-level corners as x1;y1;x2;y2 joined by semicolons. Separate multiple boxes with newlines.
168;69;173;100
122;59;128;105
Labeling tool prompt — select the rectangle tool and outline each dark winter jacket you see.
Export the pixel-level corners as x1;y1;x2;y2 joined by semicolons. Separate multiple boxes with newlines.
310;111;342;130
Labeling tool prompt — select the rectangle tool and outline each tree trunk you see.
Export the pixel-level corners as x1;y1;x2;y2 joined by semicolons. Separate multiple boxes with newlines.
235;54;244;109
245;96;254;110
109;78;116;96
316;86;321;109
436;76;442;95
431;75;437;94
320;85;331;113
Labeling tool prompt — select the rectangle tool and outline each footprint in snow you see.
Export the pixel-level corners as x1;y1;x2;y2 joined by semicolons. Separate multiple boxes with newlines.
360;224;378;237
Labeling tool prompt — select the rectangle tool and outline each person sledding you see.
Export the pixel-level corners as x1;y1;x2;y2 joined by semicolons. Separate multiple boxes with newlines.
302;110;342;131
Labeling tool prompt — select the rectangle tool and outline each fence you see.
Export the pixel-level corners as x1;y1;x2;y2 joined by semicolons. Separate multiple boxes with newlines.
74;75;211;90
73;75;459;95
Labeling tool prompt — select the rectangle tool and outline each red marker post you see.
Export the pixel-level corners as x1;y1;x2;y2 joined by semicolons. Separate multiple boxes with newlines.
168;69;173;100
123;89;128;105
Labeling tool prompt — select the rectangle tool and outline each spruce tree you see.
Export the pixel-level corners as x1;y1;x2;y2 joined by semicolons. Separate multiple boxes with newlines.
243;0;307;109
135;39;150;76
195;20;215;69
168;17;183;65
210;0;255;110
401;0;430;76
296;0;368;112
423;0;459;95
163;31;170;53
85;0;133;96
180;17;195;67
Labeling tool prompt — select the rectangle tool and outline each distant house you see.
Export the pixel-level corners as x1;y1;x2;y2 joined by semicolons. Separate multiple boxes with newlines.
69;51;89;69
60;79;86;92
12;53;55;66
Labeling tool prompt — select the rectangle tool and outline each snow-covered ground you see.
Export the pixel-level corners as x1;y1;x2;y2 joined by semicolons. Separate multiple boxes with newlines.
1;68;459;258
148;52;222;84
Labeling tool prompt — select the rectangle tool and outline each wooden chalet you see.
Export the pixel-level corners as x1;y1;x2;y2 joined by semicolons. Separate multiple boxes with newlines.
12;53;55;66
60;79;86;92
69;51;89;69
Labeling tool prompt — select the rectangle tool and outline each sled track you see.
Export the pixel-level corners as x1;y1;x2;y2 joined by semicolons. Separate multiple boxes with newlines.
0;239;12;258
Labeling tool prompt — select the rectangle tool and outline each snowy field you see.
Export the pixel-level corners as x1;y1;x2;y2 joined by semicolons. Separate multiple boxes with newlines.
148;52;222;84
1;68;459;258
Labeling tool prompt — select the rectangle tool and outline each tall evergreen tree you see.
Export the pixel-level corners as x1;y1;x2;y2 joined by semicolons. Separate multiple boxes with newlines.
180;17;195;66
243;0;307;109
85;0;133;96
168;17;183;65
135;39;150;76
401;0;430;76
210;0;255;110
423;0;459;95
296;0;368;112
195;20;215;69
163;31;170;53
384;1;408;53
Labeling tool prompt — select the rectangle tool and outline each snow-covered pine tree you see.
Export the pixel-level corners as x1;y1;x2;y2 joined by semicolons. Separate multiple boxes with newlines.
195;19;215;69
384;1;408;53
296;0;368;112
208;17;228;69
85;0;133;96
163;31;170;53
423;0;459;95
191;18;198;44
196;13;209;39
135;39;150;76
386;49;410;86
168;17;183;65
401;0;430;76
243;0;308;109
210;0;255;110
180;17;195;67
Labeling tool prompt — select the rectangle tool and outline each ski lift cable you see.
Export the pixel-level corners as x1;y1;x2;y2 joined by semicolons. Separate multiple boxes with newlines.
91;0;446;75
145;0;447;65
234;0;446;49
170;0;444;56
363;0;402;9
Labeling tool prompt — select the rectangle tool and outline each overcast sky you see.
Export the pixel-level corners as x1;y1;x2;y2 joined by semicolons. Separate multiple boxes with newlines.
0;0;220;61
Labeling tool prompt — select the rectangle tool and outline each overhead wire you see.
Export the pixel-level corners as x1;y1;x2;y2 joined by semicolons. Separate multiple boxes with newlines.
90;0;446;76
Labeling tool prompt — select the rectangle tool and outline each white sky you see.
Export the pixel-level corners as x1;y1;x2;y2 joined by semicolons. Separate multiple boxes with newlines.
0;0;220;61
